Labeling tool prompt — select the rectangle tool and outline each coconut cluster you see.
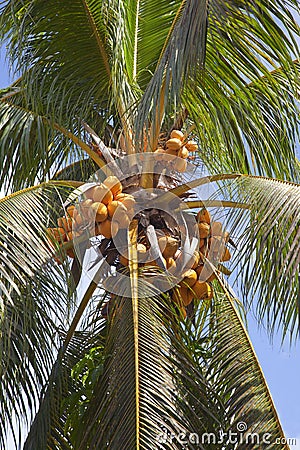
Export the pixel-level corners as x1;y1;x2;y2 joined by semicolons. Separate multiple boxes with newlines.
46;176;136;263
170;208;231;317
46;171;232;320
154;129;198;173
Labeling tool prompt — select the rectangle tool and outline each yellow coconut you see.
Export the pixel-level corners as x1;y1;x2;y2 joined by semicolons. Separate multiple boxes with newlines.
181;269;198;287
196;208;211;224
92;184;114;205
158;236;178;258
192;281;213;300
83;187;96;200
74;213;85;229
190;251;200;269
198;222;210;239
170;129;184;140
91;202;108;223
78;199;94;220
46;227;59;242
57;217;72;232
166;138;182;151
116;213;131;229
208;236;225;256
178;285;194;306
119;253;129;266
81;199;93;208
58;227;68;241
66;205;75;218
98;219;119;239
165;148;178;157
178;146;189;159
185;140;198;152
103;176;122;197
107;200;127;219
174;157;187;172
199;238;206;249
115;193;136;210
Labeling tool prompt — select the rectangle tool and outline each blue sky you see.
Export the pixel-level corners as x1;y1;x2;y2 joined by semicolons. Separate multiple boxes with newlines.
1;31;300;447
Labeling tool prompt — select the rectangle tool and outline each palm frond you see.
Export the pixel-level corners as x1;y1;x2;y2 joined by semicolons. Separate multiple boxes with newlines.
217;176;300;342
0;91;106;190
76;284;221;449
52;158;99;183
0;0;111;123
0;93;85;191
204;286;289;448
135;0;208;143
185;60;300;179
24;322;107;450
0;182;81;446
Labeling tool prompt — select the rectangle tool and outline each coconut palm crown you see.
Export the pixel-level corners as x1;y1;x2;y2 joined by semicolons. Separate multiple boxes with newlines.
0;0;299;448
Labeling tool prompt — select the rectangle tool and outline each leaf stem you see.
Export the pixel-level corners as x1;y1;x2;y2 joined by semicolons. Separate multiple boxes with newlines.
128;220;140;448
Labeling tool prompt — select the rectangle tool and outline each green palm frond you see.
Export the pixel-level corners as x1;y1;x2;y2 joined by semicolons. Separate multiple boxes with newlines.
0;181;79;301
52;159;99;183
204;286;289;448
219;176;300;341
0;91;106;190
0;265;73;450
136;0;208;142
0;0;111;122
24;322;107;450
0;181;83;447
21;264;108;449
185;60;300;179
0;94;85;191
75;286;221;449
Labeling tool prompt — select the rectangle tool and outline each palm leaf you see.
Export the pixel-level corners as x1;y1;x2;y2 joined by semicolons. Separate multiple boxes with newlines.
75;282;222;449
204;284;289;448
0;181;82;446
217;176;300;341
0;91;106;190
24;323;107;450
0;0;111;122
185;60;300;179
135;0;208;144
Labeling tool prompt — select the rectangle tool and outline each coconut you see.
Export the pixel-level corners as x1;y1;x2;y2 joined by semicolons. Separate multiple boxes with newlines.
192;281;213;300
180;269;198;287
103;176;122;197
198;222;210;239
196;208;211;224
92;184;113;205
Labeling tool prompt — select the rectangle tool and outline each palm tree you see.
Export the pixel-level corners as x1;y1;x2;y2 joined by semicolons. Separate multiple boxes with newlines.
0;0;299;448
